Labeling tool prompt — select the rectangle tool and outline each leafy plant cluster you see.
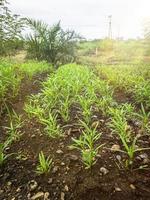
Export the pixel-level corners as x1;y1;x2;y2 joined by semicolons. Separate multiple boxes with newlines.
70;120;103;168
0;59;50;115
24;64;113;137
108;103;150;168
97;65;150;109
1;63;150;171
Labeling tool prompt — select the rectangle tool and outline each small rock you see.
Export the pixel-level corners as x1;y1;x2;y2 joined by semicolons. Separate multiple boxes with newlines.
116;155;121;161
56;150;63;154
61;192;65;200
31;192;44;200
7;181;12;186
31;134;36;138
64;185;69;192
111;144;120;152
52;166;59;174
130;184;136;190
134;121;140;127
28;180;38;191
44;192;50;200
0;190;4;195
139;153;148;159
115;187;122;192
69;155;78;161
67;128;71;136
5;147;10;151
11;198;15;200
143;158;149;164
99;119;105;123
53;192;57;196
61;162;65;166
100;167;109;175
66;166;70;171
92;115;98;119
48;178;53;184
27;193;31;198
139;153;149;164
16;187;21;192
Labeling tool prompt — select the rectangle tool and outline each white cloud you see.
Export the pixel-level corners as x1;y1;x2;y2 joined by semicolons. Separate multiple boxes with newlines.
9;0;150;39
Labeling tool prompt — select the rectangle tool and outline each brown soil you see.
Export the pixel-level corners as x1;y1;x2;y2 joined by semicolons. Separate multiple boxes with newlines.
0;73;150;200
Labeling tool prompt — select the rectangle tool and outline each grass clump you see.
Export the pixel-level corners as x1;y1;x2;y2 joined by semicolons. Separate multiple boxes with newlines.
36;151;53;175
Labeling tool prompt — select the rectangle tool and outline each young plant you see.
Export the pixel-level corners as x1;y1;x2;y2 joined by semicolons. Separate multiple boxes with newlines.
5;110;23;143
0;142;13;166
134;104;150;134
36;151;53;175
39;112;62;138
96;95;114;116
78;96;93;124
24;95;44;119
58;95;71;122
70;120;103;169
109;107;131;142
133;81;150;109
5;121;22;143
109;107;150;168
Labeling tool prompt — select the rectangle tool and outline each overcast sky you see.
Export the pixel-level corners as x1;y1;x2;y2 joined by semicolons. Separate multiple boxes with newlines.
9;0;150;39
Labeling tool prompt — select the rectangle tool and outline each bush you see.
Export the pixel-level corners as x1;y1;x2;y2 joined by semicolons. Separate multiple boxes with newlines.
26;19;80;67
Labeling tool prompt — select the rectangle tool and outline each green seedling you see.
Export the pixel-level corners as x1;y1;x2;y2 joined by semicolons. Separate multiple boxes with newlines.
24;102;44;119
78;96;94;124
70;120;103;169
96;95;114;116
0;142;13;166
5;121;22;143
134;104;150;134
36;151;53;174
58;95;71;122
39;112;62;138
109;107;150;168
4;109;23;144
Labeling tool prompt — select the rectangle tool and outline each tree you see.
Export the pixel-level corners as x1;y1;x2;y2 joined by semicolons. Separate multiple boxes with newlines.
0;0;25;55
26;18;80;66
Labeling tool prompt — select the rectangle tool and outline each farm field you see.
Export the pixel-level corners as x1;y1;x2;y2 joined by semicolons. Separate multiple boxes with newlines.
0;59;150;200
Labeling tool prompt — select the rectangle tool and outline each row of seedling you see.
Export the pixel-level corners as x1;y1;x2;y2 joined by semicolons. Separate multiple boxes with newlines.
108;103;150;169
96;65;150;109
1;105;150;171
0;110;24;166
70;103;150;170
0;59;51;116
24;64;115;138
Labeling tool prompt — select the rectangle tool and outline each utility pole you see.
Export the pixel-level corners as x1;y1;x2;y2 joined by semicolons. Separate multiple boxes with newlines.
108;15;112;39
